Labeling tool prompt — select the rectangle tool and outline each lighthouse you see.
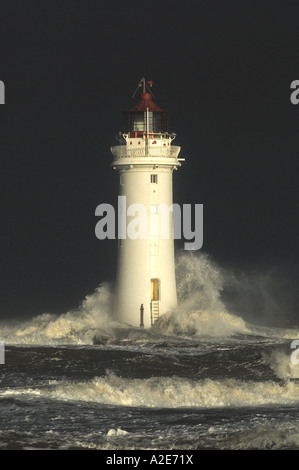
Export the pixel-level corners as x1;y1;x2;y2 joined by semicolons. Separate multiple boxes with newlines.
111;78;183;328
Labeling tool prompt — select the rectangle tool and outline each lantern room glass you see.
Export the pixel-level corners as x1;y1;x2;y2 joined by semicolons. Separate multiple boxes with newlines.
123;111;168;134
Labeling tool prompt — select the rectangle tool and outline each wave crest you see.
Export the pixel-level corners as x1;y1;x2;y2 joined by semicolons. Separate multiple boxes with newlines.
3;372;299;409
0;283;115;345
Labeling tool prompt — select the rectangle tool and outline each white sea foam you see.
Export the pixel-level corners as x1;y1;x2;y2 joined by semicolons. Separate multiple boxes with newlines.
155;308;250;337
2;372;298;408
107;428;129;437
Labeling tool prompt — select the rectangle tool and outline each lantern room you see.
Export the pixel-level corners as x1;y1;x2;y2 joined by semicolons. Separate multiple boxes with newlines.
122;79;168;137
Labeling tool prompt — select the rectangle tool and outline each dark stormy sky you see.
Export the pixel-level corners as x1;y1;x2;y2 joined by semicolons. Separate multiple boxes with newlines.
0;0;298;324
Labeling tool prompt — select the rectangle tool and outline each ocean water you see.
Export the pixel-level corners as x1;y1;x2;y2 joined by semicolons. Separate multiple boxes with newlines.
0;253;298;451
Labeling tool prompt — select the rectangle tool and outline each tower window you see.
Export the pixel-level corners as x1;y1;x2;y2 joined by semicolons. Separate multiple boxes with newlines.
150;174;158;184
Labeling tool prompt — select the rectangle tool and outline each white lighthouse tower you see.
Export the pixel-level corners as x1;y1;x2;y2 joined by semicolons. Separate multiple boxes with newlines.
111;78;182;328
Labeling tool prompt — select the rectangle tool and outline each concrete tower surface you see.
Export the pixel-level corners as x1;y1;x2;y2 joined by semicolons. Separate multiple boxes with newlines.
111;78;183;328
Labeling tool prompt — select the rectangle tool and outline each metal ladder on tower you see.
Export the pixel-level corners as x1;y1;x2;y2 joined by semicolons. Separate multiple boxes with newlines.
150;300;159;326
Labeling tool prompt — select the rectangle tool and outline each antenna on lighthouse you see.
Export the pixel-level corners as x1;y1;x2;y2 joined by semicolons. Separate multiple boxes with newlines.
132;77;155;98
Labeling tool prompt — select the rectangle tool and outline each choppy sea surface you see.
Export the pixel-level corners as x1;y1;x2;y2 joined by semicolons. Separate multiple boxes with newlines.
0;253;298;450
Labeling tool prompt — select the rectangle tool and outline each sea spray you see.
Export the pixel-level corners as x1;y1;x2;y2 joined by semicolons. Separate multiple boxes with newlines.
175;251;224;311
263;348;299;380
0;283;115;345
156;251;250;337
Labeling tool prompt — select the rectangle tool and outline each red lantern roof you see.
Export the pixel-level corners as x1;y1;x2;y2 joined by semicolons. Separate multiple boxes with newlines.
128;92;166;113
122;78;169;135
